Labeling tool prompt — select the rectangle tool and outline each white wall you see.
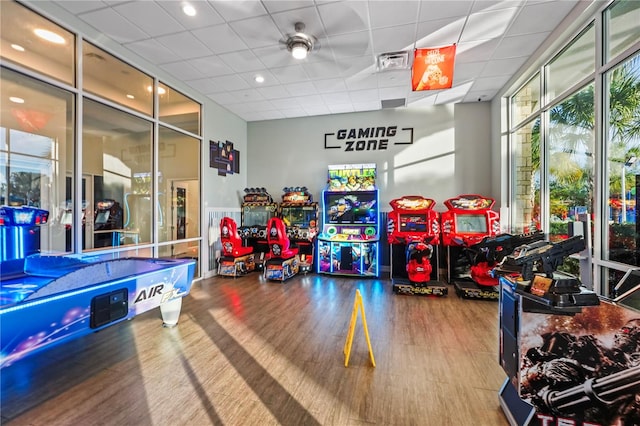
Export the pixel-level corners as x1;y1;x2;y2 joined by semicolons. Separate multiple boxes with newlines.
247;102;492;212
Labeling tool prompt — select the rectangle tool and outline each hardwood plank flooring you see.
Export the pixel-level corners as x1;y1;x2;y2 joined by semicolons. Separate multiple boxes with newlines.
1;272;510;426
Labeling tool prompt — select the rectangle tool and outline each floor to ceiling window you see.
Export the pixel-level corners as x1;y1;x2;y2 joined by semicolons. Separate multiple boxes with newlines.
0;1;202;274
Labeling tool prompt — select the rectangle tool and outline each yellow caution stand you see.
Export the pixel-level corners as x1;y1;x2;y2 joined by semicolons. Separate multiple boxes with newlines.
343;289;376;368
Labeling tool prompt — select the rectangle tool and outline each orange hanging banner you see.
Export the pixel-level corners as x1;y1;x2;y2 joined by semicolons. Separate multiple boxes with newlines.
411;44;456;91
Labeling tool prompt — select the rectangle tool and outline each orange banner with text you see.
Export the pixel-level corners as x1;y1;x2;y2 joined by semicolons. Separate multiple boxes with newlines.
412;45;456;91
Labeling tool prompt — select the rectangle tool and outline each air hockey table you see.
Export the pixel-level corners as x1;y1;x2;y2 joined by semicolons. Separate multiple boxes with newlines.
0;254;196;368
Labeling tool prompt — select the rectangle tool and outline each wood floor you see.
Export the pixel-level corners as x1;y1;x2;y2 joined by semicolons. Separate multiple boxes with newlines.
1;272;509;426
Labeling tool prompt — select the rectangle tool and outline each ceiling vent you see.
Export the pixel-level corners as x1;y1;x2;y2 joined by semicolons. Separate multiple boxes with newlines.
381;98;406;109
377;51;409;71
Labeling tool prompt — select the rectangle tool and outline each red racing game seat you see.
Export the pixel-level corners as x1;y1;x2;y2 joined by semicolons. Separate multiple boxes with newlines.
266;217;298;259
220;217;253;257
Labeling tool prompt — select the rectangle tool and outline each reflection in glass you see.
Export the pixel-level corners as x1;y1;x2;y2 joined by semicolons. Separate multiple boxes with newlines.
511;118;541;233
605;0;640;62
547;24;595;101
83;41;153;116
0;68;74;253
511;74;540;127
158;126;200;244
159;83;201;135
0;1;75;85
82;99;152;250
605;54;640;266
548;84;594;241
159;242;199;277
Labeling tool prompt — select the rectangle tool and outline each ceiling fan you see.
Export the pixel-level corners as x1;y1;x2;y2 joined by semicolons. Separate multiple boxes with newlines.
281;22;318;60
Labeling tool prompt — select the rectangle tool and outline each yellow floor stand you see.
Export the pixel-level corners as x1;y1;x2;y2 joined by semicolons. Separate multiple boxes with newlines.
343;289;376;367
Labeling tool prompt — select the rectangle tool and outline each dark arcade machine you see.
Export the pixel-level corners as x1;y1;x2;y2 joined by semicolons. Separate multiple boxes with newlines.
279;186;318;274
317;163;379;277
441;194;501;299
93;199;123;248
387;195;447;296
217;216;255;277
490;236;640;426
264;216;300;281
237;188;277;271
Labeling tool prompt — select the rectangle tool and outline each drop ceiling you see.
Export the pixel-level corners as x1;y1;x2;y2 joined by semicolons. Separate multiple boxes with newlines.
41;0;580;122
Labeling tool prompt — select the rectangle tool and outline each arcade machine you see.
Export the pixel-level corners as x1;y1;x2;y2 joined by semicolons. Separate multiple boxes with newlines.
0;253;196;368
59;201;86;252
237;188;277;270
440;194;500;299
279;186;318;273
217;216;255;277
317;164;379;277
93;199;123;248
0;205;49;272
264;217;300;281
387;195;446;296
490;237;640;426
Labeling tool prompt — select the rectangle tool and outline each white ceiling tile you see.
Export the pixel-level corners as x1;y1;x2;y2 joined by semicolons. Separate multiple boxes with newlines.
322;92;351;105
379;86;410;99
208;92;243;105
415;17;466;48
263;1;314;14
345;74;379;91
238;70;280;87
452;62;485;84
155;32;213;60
281;108;308;118
303;104;332;115
459;7;519;42
112;2;185;37
372;25;418;54
369;1;420;28
124;39;179;64
417;1;472;22
270;7;325;39
80;8;150;43
209;0;268;22
160;61;202;80
157;1;225;30
352;101;381;112
328;104;355;114
296;94;324;106
349;89;380;103
57;1;109;14
377;70;410;88
472;75;511;91
229;15;284;48
210;75;252;91
192;24;249;55
191;78;226;94
258;85;293;100
464;90;498;102
317;2;369;35
471;1;525;13
253;44;298;68
481;57;528;77
455;39;500;63
184;56;234;78
270;97;301;109
251;100;276;111
327;31;371;58
218;50;264;72
285;81;318;96
313;78;347;94
302;61;344;80
492;32;550;59
259;110;286;120
272;64;310;84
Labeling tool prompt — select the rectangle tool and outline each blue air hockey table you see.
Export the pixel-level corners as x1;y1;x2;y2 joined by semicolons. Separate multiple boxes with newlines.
0;254;196;368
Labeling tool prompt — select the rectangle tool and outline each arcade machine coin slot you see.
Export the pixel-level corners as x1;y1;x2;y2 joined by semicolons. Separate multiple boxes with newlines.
90;288;128;328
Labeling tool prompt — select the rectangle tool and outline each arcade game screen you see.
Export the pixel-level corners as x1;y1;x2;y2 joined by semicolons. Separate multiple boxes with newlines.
399;214;428;232
281;205;316;228
325;191;377;225
242;205;276;227
455;214;487;233
95;211;110;225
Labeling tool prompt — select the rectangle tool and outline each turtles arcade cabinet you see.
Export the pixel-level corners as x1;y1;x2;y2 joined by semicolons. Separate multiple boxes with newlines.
279;187;318;273
264;216;300;281
317;164;379;277
217;216;255;277
237;188;277;270
387;195;446;296
441;194;500;299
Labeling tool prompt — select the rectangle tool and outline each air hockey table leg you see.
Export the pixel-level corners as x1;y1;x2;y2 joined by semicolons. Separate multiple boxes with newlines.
160;297;183;327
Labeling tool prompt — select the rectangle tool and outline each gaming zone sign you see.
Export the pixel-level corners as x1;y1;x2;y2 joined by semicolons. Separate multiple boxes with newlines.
324;126;414;152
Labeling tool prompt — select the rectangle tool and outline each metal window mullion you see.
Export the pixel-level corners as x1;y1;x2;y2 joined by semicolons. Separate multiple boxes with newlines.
74;35;83;255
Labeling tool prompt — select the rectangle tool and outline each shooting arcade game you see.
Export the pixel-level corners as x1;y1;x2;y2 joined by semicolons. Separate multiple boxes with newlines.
279;186;318;273
387;195;446;296
237;188;277;270
317;164;379;277
490;236;640;426
441;194;500;299
217;216;256;277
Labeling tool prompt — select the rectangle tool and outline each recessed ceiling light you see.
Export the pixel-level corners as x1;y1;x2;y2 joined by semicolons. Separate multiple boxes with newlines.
146;86;167;95
11;44;25;52
126;94;135;99
254;75;265;83
34;28;65;44
9;97;25;104
182;3;196;16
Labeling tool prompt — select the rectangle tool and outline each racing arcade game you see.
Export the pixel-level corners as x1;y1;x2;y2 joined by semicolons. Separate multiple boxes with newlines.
317;164;379;277
238;188;277;270
387;195;446;296
264;217;300;281
490;237;640;426
218;216;255;277
279;186;318;274
93;199;123;248
441;194;500;299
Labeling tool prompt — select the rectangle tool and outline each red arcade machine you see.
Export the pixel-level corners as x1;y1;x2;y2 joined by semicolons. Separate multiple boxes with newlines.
441;194;500;299
218;216;255;277
387;196;446;296
237;188;277;270
279;187;318;274
264;217;300;281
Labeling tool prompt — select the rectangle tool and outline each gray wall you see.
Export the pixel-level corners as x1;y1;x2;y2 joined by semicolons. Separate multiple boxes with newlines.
247;102;492;212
